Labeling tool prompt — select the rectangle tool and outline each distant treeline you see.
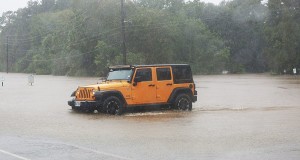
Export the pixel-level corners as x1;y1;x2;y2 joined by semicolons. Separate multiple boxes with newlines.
0;0;299;76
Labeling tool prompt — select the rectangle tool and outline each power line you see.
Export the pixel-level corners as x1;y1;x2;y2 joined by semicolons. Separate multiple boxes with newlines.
5;23;183;62
121;0;127;65
1;20;183;57
6;36;8;73
5;10;89;41
6;21;181;62
10;40;123;62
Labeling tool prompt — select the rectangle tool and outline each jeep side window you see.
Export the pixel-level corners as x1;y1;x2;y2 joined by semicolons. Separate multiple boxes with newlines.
135;68;152;82
156;68;171;81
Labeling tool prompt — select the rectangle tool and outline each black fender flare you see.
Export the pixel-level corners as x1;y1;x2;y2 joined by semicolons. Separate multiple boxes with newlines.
168;88;193;104
94;90;126;105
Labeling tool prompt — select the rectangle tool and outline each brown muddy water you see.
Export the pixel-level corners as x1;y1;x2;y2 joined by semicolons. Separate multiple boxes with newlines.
0;73;299;160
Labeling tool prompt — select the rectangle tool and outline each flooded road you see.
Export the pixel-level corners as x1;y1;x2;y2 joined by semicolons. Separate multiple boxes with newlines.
0;73;300;160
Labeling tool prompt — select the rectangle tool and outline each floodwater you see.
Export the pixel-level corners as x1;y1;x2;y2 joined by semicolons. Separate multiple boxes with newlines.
0;73;300;160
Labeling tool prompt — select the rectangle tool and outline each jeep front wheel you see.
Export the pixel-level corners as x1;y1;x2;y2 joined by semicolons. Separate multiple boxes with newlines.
174;94;192;111
103;96;124;115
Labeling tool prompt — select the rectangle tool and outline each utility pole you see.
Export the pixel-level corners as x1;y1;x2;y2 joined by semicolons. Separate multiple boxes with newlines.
120;0;127;65
6;36;8;73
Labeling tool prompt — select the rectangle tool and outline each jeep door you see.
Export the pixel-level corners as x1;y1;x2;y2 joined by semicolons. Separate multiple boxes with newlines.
155;67;174;103
131;68;157;104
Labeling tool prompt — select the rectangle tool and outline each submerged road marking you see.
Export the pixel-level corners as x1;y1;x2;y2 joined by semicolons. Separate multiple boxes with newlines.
65;144;133;160
35;140;133;160
0;149;31;160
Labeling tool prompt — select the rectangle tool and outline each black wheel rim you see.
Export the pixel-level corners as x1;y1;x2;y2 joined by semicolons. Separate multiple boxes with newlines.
107;101;120;115
177;98;190;110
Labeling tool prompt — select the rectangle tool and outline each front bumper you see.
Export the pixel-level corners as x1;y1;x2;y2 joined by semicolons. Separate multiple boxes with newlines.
68;99;98;110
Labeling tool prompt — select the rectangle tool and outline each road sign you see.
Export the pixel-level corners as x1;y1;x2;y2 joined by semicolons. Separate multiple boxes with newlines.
1;76;4;87
28;75;34;86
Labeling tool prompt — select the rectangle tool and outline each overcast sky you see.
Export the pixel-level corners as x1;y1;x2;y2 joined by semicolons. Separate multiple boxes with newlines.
0;0;224;15
0;0;28;15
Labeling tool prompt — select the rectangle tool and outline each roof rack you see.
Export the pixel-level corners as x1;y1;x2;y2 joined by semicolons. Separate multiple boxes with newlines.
109;64;190;69
109;65;132;69
133;64;190;68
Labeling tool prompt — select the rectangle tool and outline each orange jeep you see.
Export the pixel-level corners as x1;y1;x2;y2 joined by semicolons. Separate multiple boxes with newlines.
68;64;197;115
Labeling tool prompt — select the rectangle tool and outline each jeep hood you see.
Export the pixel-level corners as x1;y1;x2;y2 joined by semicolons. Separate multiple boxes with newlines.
80;81;130;91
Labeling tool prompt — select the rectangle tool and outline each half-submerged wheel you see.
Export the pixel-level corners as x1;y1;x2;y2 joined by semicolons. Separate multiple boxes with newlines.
173;93;192;111
103;96;124;115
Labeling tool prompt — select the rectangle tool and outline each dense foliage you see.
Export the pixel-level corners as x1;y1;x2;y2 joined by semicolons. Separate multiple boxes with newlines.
0;0;299;76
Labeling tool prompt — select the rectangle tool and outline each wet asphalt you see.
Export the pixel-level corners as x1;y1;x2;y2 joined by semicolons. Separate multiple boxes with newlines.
0;73;300;160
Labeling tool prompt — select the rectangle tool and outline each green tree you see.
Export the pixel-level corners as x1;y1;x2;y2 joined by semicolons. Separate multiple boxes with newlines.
264;0;300;73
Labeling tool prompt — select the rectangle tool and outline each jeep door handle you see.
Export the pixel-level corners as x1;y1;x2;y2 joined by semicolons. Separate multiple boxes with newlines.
148;84;155;87
166;83;173;86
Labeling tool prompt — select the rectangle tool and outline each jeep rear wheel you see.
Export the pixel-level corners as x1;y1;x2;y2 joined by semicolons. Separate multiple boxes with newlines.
103;96;124;115
174;94;192;111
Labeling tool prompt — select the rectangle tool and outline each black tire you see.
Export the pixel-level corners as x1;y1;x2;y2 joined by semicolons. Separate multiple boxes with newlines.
173;93;192;111
97;106;106;113
103;96;124;115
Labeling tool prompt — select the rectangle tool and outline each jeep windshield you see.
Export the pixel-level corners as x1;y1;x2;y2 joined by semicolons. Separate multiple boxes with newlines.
107;69;133;81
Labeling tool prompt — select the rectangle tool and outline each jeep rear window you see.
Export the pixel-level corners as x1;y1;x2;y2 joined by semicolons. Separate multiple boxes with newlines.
172;66;193;84
107;69;133;81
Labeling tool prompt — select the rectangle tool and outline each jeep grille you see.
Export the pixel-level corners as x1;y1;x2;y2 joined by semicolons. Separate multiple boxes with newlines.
76;88;94;100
